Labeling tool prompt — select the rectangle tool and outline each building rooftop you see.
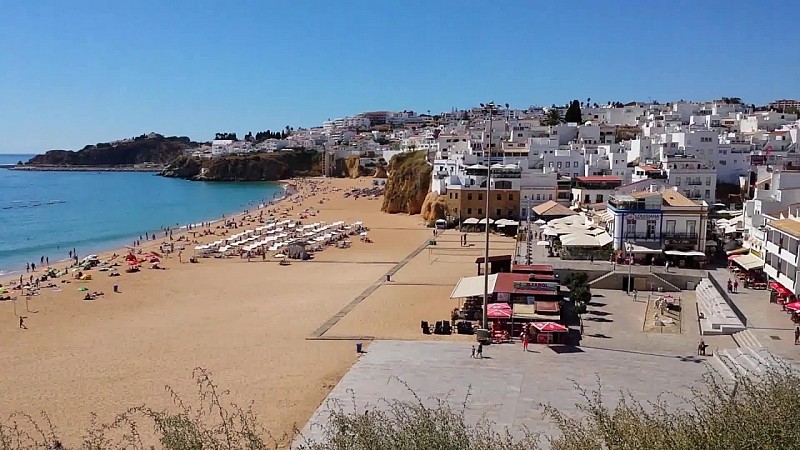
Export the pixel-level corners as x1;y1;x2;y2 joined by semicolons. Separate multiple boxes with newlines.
630;191;661;199
768;218;800;238
576;176;622;183
662;189;698;207
531;200;577;217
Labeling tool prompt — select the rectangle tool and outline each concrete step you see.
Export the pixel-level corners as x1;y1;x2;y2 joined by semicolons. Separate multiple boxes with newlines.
651;273;681;291
712;351;736;379
733;329;762;349
723;348;762;375
587;270;616;286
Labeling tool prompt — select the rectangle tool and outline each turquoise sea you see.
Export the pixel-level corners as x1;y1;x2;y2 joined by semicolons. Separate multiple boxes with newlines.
0;154;283;276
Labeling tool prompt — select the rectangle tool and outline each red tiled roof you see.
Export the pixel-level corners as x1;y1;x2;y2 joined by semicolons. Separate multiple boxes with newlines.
577;176;622;183
512;264;554;273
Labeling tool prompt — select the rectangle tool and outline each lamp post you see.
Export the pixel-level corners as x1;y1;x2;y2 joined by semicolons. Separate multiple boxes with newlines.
480;102;498;330
626;241;633;294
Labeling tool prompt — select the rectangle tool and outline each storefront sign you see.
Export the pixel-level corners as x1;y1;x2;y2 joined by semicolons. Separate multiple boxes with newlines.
513;281;559;292
626;213;660;221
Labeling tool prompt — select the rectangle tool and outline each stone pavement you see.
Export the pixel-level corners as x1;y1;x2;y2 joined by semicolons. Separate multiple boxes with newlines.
710;269;800;363
294;340;713;447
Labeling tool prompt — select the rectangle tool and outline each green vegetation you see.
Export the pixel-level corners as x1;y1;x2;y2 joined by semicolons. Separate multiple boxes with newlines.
564;100;582;124
214;132;238;140
28;134;199;166
5;364;800;450
564;272;591;315
545;108;563;126
161;149;321;181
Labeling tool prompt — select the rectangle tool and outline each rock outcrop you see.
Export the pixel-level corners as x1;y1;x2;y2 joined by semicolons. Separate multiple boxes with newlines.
160;150;321;181
420;192;447;221
373;160;387;178
27;134;198;166
381;151;431;215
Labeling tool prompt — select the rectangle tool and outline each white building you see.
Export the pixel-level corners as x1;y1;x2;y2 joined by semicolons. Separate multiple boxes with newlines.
764;217;800;295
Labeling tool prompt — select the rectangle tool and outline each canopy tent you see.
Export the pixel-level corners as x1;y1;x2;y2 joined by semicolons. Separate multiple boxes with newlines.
627;243;663;254
769;281;793;297
486;303;512;319
463;217;479;225
450;274;499;298
477;218;495;224
732;253;764;271
536;240;550;247
533;219;547;225
785;301;800;312
664;250;706;257
531;321;569;333
560;232;613;247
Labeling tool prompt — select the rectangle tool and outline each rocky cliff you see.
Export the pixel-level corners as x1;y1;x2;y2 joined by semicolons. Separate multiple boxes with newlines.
420;192;447;221
381;151;431;215
160;150;321;181
26;134;198;166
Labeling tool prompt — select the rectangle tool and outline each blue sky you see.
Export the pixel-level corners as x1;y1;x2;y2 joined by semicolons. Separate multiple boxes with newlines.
0;0;796;153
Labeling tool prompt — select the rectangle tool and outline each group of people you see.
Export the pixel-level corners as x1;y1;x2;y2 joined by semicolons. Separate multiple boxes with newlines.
727;278;740;293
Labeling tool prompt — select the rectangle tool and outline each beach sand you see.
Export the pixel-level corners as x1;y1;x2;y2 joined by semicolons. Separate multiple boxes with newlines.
0;176;516;447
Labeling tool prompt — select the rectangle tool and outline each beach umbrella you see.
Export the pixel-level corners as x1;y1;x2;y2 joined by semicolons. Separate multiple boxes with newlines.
785;301;800;312
534;219;546;225
536;240;550;246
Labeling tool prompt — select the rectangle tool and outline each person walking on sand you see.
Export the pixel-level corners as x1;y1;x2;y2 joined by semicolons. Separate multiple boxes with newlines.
26;263;29;273
31;262;35;271
19;316;27;329
795;326;800;345
45;256;49;266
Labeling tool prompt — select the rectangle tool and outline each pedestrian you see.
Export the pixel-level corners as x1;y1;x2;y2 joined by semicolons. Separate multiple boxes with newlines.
727;279;733;293
697;339;706;356
522;331;528;351
795;326;800;345
470;345;475;358
178;251;183;263
633;290;638;302
26;263;30;273
665;260;669;272
40;256;44;265
19;316;27;329
31;262;35;271
733;279;739;293
477;343;483;359
45;256;49;266
590;254;594;264
580;318;584;335
68;250;73;259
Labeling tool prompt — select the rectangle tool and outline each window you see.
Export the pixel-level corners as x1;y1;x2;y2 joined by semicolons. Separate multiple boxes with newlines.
536;194;541;200
496;208;502;216
468;193;473;200
467;208;472;214
675;178;681;186
449;193;452;199
477;208;483;215
705;190;711;198
596;194;604;203
646;220;656;239
478;193;483;201
557;162;562;168
549;194;553;200
666;220;676;234
687;220;696;235
706;177;711;186
455;192;458;199
509;194;514;201
497;193;502;201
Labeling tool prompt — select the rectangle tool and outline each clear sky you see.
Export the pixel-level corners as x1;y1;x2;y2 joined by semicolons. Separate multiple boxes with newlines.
1;0;796;153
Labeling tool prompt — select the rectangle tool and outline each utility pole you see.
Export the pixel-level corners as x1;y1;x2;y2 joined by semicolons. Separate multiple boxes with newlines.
480;102;498;330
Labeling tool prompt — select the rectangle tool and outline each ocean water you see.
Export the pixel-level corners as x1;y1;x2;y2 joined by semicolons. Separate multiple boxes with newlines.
0;154;283;275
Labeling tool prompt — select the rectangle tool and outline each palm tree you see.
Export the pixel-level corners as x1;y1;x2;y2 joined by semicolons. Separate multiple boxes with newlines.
545;108;563;126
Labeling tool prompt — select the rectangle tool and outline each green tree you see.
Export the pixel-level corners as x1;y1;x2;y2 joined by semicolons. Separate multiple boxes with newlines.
545;108;563;126
565;100;582;123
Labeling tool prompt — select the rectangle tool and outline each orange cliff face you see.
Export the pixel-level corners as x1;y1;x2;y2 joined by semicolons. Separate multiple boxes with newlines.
381;151;431;215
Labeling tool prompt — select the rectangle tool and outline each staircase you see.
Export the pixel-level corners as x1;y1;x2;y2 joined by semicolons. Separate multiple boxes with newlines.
650;272;681;292
732;329;762;349
587;270;616;287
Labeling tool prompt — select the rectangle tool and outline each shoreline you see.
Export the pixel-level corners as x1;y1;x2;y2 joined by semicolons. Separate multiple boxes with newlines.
0;181;293;280
6;165;163;172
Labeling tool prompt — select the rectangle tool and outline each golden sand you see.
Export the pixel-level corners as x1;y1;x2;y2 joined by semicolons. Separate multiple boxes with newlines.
0;176;517;446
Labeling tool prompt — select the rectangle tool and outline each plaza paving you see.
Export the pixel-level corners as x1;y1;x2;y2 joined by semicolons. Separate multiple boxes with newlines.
295;340;712;446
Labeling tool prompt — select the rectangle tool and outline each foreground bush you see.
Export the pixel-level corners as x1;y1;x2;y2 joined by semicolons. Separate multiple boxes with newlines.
3;362;800;450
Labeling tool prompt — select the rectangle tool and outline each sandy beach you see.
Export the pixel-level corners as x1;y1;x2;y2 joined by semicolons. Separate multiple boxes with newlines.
0;176;517;447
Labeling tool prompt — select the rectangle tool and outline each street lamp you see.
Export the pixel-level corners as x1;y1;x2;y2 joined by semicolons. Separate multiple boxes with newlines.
626;241;634;294
479;102;499;330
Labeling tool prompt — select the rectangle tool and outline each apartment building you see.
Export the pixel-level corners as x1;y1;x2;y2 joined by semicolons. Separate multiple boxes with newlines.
572;176;623;208
764;218;800;295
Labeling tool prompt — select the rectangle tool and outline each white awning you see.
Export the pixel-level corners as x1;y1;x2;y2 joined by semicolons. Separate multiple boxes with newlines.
627;243;663;254
732;253;764;270
450;274;499;298
463;218;479;225
664;250;706;257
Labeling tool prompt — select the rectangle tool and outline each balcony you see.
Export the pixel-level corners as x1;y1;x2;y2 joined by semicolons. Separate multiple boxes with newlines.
663;232;698;240
686;180;703;186
623;233;661;242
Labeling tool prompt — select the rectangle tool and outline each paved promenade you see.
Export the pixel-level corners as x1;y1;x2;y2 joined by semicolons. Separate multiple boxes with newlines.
295;340;711;446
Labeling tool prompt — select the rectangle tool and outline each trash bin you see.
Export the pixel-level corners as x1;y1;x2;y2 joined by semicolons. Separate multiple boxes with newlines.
356;342;363;353
113;285;119;293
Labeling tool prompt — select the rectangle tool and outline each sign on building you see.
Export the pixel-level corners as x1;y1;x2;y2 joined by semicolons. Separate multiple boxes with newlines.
513;281;559;292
